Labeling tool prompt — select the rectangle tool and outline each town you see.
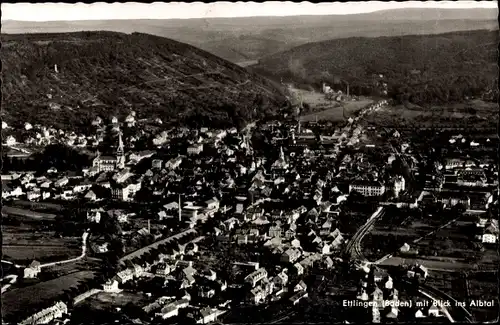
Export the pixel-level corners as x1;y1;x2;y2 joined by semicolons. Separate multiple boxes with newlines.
2;93;498;324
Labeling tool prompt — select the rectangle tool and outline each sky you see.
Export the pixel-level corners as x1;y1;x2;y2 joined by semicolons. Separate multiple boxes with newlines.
2;1;497;22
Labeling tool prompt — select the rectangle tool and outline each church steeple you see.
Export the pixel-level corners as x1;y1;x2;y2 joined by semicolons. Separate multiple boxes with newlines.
116;127;125;169
117;129;124;156
279;146;285;160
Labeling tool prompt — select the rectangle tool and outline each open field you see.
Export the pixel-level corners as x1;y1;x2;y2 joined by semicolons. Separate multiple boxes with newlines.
83;291;148;311
7;199;65;212
362;206;499;270
379;256;475;270
363;100;497;128
467;271;499;322
286;85;373;121
2;205;57;220
2;225;81;263
361;208;449;260
301;99;375;122
425;270;499;322
2;270;96;320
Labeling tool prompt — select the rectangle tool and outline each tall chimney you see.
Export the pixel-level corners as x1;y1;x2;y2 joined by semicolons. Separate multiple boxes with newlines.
178;195;182;222
148;219;151;234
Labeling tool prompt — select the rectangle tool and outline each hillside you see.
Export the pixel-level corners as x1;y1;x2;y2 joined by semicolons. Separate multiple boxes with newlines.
2;8;497;63
1;31;289;130
252;30;499;105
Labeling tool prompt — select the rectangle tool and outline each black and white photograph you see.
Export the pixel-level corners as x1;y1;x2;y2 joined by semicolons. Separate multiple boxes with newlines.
1;1;499;324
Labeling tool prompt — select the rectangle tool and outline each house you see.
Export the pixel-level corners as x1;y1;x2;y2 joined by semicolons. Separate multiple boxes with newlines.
155;263;172;277
400;243;411;253
285;229;297;240
116;269;134;284
157;299;190;320
205;198;220;216
249;286;266;304
217;279;227;292
386;306;399;319
393;175;406;197
54;177;69;188
323;256;334;269
415;309;426;318
203;269;217;281
165;156;183;169
349;180;385;196
111;180;142;201
187;143;203;155
23;260;41;278
371;287;384;308
87;208;103;223
268;223;283;238
437;192;470;209
102;280;121;293
428;304;440;317
244;268;268;287
264;237;282;247
273;270;288;287
194;307;224;324
319;243;331;255
294;280;307;292
261;277;275;295
407;265;428;279
385;276;394;290
26;189;42;201
294;263;304;275
482;223;498;244
281;248;302;263
198;286;216;299
129;150;156;164
84;190;98;201
373;267;385;282
96;243;109;253
2;184;23;198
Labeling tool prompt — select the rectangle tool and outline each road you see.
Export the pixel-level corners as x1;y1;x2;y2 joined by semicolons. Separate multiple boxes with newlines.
39;231;89;268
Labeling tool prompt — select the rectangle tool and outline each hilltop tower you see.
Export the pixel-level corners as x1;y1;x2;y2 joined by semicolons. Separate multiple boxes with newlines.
116;129;125;169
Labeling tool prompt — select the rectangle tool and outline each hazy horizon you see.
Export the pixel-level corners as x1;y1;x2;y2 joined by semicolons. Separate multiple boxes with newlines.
2;1;497;22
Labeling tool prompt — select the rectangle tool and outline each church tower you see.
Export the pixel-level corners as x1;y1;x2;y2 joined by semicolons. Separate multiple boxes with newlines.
116;129;125;169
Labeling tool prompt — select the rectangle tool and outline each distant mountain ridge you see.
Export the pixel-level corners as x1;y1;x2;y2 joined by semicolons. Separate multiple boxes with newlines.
252;29;499;105
2;8;497;63
1;31;288;130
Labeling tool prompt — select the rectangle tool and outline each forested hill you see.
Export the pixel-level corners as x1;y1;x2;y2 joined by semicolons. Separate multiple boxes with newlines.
1;31;289;130
252;30;499;105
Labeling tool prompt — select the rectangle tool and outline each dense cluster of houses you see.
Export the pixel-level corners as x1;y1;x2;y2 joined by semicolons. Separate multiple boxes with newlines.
3;100;498;325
